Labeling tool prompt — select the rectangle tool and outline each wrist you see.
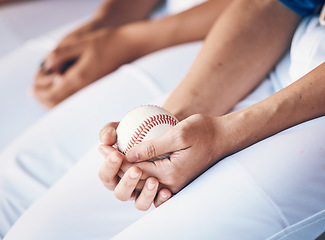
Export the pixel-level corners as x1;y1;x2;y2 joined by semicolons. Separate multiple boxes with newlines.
210;115;237;161
92;0;160;28
219;100;278;157
115;19;178;60
91;0;130;27
96;26;148;74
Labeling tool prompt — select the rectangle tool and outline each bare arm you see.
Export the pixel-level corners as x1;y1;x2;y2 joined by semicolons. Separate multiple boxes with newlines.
221;62;325;157
117;0;233;60
98;0;325;208
92;0;161;27
35;0;233;107
163;0;302;120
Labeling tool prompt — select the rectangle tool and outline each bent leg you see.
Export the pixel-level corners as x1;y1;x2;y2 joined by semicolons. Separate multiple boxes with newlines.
0;41;202;238
4;146;148;240
113;116;325;240
0;18;90;151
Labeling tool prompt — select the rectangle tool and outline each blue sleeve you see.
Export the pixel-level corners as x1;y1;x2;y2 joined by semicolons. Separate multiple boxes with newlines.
279;0;325;16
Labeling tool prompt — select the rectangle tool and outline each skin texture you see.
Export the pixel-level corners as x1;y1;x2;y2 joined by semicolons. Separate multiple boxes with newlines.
32;0;231;108
97;0;322;211
32;0;161;108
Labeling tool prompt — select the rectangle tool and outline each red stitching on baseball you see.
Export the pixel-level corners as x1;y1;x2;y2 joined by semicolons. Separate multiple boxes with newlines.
123;114;177;154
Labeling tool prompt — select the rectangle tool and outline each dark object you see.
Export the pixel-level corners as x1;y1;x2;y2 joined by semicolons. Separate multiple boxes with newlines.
60;59;77;74
39;59;76;75
316;231;325;240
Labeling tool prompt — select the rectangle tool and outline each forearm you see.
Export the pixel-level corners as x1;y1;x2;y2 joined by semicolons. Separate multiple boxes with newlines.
119;0;232;60
220;62;325;157
164;0;301;121
91;0;161;27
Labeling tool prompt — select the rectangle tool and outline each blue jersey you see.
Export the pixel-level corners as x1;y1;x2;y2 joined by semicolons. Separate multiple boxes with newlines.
279;0;325;16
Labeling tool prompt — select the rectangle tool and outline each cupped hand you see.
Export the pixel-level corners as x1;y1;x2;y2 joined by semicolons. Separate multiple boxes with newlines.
122;114;224;194
98;122;172;211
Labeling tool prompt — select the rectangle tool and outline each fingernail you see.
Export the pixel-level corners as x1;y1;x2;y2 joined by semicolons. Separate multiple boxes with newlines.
130;169;140;179
161;192;169;199
103;128;113;138
127;150;139;162
147;181;156;190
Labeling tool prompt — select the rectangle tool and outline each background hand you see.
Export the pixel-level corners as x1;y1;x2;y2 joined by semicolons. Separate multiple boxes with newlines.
31;0;161;108
32;25;126;108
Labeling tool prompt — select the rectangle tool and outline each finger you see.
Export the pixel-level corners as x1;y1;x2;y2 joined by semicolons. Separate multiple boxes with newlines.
119;159;165;180
34;63;87;107
44;51;98;103
98;150;124;191
126;126;184;162
31;77;66;108
99;122;119;145
116;169;146;191
44;45;81;73
45;75;79;103
114;166;142;201
98;144;116;159
134;177;159;211
154;188;172;208
117;161;146;191
32;82;57;109
33;69;55;88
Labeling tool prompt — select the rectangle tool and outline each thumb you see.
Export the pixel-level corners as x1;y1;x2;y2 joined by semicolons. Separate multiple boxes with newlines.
126;127;182;162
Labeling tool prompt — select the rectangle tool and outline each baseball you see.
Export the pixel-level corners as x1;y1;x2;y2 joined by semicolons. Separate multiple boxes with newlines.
116;105;178;160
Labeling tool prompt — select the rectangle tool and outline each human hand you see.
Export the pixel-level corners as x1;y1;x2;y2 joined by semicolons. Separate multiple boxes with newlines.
32;23;136;108
121;114;225;193
98;122;172;211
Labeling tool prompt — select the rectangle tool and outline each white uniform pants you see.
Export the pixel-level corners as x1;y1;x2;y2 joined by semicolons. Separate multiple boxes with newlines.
1;15;325;240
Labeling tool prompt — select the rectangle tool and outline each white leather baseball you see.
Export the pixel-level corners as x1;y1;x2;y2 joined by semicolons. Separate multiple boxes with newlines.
116;105;178;160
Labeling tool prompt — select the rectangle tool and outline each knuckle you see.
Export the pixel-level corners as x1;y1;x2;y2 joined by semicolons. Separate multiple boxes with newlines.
174;128;188;146
192;113;205;121
51;47;65;57
110;151;123;163
47;49;60;63
73;69;88;83
144;144;157;159
121;178;135;190
164;171;178;187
